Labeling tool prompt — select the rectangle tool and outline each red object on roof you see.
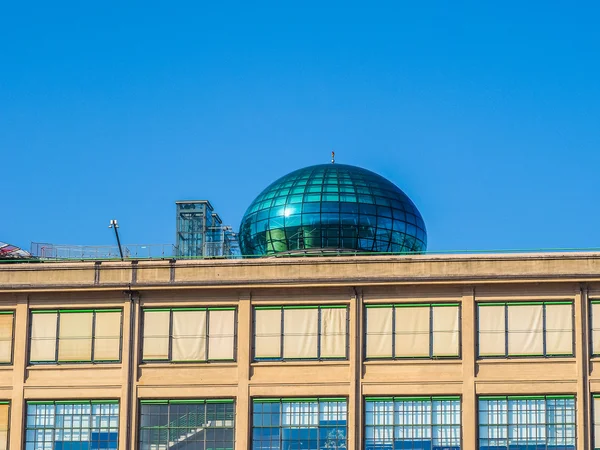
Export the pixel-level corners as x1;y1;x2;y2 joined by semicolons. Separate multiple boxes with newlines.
0;242;32;259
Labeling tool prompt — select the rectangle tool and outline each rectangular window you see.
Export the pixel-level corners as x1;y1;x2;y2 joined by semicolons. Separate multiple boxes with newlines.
253;306;348;361
252;398;347;450
365;396;461;449
25;400;120;450
0;312;14;364
478;395;576;449
477;302;574;358
141;307;236;362
139;399;234;450
0;402;8;450
591;301;600;356
365;303;460;359
29;309;122;364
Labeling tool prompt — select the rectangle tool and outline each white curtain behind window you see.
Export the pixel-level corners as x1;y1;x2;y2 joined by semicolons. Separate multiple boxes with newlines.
593;303;600;355
58;312;93;362
395;307;429;357
94;311;121;361
254;309;282;358
432;306;459;357
320;308;346;358
283;309;318;359
208;310;235;360
30;313;58;362
507;305;543;355
142;310;170;360
172;310;206;361
545;304;573;355
0;315;13;363
366;307;393;358
478;305;506;356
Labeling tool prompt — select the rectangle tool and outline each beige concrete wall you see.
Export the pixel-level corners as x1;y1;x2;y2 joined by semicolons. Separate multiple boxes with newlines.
0;253;599;449
1;252;600;292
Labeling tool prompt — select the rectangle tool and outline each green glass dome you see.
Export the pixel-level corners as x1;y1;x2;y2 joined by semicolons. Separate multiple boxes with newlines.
239;164;427;256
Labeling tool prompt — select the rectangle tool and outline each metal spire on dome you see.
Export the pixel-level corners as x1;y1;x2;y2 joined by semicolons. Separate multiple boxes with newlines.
331;151;335;164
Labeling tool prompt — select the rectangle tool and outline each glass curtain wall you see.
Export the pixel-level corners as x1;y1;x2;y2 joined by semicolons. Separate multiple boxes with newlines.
252;398;347;450
478;396;576;449
139;399;235;450
25;401;119;450
364;396;461;449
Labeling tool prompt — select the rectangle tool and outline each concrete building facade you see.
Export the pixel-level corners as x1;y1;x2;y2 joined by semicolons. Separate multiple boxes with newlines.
1;252;600;450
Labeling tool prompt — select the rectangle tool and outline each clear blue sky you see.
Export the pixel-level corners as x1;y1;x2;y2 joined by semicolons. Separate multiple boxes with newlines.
2;2;600;252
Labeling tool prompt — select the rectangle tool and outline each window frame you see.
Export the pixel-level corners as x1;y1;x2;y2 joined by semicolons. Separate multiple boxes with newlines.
477;394;576;450
0;311;15;366
138;398;235;450
364;396;462;449
28;309;123;365
593;393;600;450
251;397;348;450
141;307;238;363
363;303;462;360
25;399;120;450
0;400;9;450
476;301;575;359
590;300;600;357
252;305;349;362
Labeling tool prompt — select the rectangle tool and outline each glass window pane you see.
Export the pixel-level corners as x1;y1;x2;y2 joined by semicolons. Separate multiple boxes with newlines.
139;400;234;450
25;402;120;450
365;397;461;449
252;399;347;450
478;396;575;450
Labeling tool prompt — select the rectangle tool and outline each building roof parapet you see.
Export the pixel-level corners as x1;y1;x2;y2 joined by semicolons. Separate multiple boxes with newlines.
1;251;600;292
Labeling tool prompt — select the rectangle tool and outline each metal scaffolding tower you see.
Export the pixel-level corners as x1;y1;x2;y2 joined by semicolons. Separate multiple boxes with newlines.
175;200;240;258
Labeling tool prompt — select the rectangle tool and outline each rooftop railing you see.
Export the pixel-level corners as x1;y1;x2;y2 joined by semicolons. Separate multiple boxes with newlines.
30;242;177;260
0;242;594;263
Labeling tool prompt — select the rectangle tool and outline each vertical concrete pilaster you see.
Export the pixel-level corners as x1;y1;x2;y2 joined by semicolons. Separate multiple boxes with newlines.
126;293;141;450
235;293;251;450
575;288;589;450
9;294;28;450
120;294;133;450
349;288;361;450
461;287;477;449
